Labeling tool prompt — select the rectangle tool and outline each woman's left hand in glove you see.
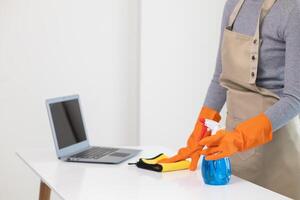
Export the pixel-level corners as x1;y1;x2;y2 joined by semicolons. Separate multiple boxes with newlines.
199;113;273;160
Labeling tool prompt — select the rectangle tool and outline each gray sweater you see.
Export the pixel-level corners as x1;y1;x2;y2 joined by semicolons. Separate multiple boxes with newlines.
203;0;300;131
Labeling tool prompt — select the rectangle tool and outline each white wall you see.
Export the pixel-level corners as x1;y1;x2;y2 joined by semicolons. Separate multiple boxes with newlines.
0;0;140;199
140;0;226;148
0;0;227;199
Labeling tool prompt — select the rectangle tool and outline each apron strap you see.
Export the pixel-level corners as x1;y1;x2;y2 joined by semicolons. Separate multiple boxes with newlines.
253;0;277;41
228;0;277;32
228;0;245;29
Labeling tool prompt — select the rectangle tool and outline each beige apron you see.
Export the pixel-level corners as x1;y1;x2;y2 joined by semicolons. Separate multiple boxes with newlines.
219;0;300;199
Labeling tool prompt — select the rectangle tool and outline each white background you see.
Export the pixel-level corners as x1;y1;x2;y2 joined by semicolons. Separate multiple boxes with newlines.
0;0;140;199
140;0;226;148
0;0;225;199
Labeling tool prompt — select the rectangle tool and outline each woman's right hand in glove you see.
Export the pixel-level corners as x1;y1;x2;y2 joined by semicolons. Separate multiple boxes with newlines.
158;106;221;171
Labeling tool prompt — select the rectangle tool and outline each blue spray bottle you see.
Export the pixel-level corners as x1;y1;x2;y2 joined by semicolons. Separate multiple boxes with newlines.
200;120;231;185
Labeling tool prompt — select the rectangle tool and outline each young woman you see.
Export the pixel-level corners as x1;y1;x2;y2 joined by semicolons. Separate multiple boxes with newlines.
160;0;300;199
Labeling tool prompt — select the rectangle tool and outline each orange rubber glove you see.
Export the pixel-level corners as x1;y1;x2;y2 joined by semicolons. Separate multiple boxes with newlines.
158;106;221;171
199;113;273;160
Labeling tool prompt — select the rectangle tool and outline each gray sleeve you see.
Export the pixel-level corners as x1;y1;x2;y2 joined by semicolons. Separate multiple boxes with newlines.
203;1;234;112
265;5;300;131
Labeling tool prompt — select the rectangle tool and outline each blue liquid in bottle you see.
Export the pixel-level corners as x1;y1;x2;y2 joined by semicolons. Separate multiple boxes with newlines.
201;157;231;185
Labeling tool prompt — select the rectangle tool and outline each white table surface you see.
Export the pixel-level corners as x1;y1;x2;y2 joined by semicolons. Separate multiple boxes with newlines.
16;146;291;200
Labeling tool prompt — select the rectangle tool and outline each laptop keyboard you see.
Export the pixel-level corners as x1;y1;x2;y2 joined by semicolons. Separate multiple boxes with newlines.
70;147;119;160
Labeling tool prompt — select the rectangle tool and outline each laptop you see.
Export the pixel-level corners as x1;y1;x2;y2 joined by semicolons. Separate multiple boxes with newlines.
46;95;140;164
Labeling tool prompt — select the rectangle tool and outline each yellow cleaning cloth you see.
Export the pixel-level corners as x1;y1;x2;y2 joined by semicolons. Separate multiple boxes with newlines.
128;153;190;172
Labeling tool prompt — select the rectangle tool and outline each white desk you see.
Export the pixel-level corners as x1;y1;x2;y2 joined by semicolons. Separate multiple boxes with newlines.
17;146;291;200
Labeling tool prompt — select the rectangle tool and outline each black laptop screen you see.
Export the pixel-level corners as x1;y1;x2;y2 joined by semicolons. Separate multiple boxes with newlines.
49;99;87;149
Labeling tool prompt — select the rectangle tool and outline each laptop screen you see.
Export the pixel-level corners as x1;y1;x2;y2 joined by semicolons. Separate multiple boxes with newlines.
49;99;87;149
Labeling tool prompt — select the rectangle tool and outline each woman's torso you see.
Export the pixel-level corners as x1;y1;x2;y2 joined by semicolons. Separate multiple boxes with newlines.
225;0;295;96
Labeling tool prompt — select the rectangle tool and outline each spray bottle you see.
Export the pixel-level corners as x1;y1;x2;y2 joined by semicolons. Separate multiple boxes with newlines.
200;119;231;185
